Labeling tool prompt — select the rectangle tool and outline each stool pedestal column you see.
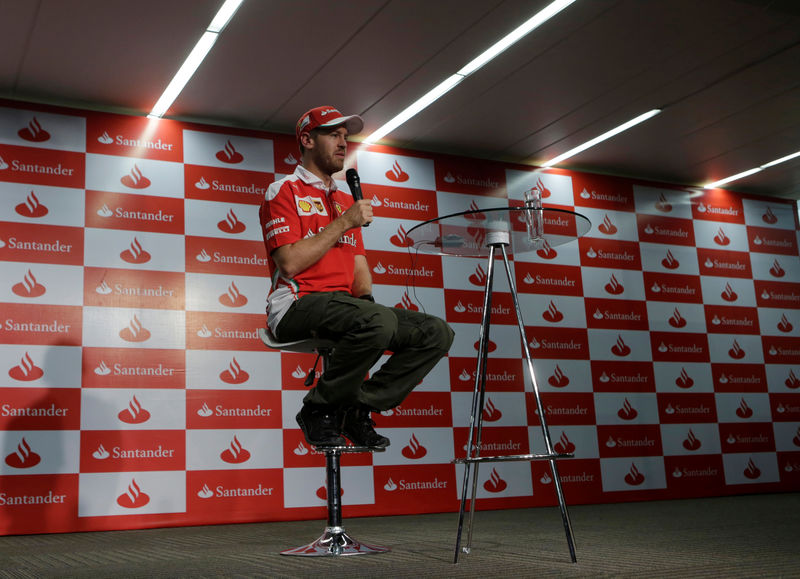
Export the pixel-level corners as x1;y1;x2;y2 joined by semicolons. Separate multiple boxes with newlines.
281;446;389;557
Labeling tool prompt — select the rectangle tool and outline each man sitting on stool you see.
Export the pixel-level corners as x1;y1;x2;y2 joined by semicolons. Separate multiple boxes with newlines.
259;105;454;448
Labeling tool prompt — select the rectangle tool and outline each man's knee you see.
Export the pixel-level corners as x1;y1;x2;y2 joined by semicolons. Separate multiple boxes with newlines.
422;315;455;351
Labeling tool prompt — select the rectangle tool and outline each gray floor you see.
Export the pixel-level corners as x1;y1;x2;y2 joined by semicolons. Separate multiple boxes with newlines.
1;493;798;578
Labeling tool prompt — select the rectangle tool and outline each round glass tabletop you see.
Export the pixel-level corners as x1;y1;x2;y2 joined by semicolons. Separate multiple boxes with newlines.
406;206;591;257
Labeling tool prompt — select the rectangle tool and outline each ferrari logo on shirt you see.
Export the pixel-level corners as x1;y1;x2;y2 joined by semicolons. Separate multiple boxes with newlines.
333;201;345;216
295;195;328;216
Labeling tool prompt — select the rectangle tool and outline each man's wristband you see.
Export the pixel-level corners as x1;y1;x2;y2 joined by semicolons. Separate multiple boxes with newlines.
358;294;375;302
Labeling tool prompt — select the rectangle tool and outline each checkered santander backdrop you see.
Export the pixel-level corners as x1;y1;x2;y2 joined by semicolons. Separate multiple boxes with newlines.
0;99;798;535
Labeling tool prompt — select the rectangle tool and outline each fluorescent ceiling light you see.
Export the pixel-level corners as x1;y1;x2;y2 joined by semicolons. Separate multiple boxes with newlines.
761;150;800;169
361;0;577;144
703;149;800;189
540;109;662;168
149;32;218;119
208;0;244;32
148;0;245;118
363;75;464;144
458;0;577;77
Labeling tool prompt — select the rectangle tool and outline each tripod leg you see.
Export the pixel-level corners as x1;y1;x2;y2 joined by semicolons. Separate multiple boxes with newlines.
454;245;496;563
500;245;577;563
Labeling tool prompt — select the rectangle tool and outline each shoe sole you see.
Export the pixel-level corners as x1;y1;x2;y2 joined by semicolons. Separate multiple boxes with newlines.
341;432;391;449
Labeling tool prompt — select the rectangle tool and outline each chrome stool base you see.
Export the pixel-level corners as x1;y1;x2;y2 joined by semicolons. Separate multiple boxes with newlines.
279;445;390;557
281;526;389;557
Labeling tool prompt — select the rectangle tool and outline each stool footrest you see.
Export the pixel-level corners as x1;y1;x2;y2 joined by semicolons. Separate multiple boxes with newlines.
313;445;386;454
454;452;573;464
280;526;390;557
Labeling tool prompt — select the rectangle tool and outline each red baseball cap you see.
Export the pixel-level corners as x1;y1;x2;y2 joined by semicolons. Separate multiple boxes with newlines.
295;106;364;143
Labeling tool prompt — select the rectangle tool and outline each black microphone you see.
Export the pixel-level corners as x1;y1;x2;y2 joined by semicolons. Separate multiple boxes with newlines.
345;168;369;227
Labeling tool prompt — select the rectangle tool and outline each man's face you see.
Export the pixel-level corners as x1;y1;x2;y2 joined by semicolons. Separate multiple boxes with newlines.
307;126;348;175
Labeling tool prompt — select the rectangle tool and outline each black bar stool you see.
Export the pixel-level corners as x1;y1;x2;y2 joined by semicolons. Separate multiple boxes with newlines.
258;327;390;557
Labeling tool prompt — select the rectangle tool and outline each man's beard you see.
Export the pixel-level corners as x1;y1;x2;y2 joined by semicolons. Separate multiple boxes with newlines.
321;153;344;175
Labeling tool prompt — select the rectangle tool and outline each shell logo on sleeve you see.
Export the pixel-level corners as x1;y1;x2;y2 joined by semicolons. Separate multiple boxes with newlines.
295;195;327;216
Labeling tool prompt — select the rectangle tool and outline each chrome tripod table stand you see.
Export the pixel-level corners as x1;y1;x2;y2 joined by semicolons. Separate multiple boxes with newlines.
407;206;591;564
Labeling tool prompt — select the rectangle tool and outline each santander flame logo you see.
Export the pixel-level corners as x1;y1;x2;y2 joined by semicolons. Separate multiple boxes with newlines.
469;264;487;286
475;339;497;353
219;357;249;384
713;227;730;246
12;270;46;298
483;468;508;493
769;259;785;278
386;160;409;182
8;352;44;381
675;367;694;389
464;200;486;220
661;249;680;270
216;140;244;164
762;206;778;224
777;314;793;333
604;274;624;295
220;435;251;464
785;370;799;389
611;335;631;357
728;339;745;360
482;398;502;422
15;191;48;218
793;426;800;447
18;117;51;142
735;398;753;419
4;437;42;468
118;395;151;424
542;300;564;323
548;365;570;388
536;239;557;260
721;282;738;302
117;479;150;508
218;209;246;234
554;431;575;454
655;193;672;213
597;214;617;235
624;463;645;486
120;164;151;189
390;224;414;248
119;314;151;342
401;433;427;459
532;177;552;199
743;457;761;480
395;292;419;311
219;281;248;307
617;398;638;420
668;308;687;328
683;429;702;451
316;483;343;501
197;484;214;499
120;237;151;264
94;361;111;376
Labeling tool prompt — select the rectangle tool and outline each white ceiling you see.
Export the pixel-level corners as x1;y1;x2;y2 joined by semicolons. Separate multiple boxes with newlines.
1;0;799;199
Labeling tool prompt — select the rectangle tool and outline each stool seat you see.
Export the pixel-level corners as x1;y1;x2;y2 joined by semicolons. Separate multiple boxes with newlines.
258;327;335;354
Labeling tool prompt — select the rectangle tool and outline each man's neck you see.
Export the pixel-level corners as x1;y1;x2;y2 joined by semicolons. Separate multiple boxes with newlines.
300;159;334;189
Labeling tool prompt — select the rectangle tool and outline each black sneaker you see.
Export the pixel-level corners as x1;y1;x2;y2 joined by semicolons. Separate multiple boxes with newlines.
342;407;390;448
296;404;346;447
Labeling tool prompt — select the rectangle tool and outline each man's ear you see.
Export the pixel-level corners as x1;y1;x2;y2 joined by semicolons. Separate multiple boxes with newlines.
299;132;314;151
